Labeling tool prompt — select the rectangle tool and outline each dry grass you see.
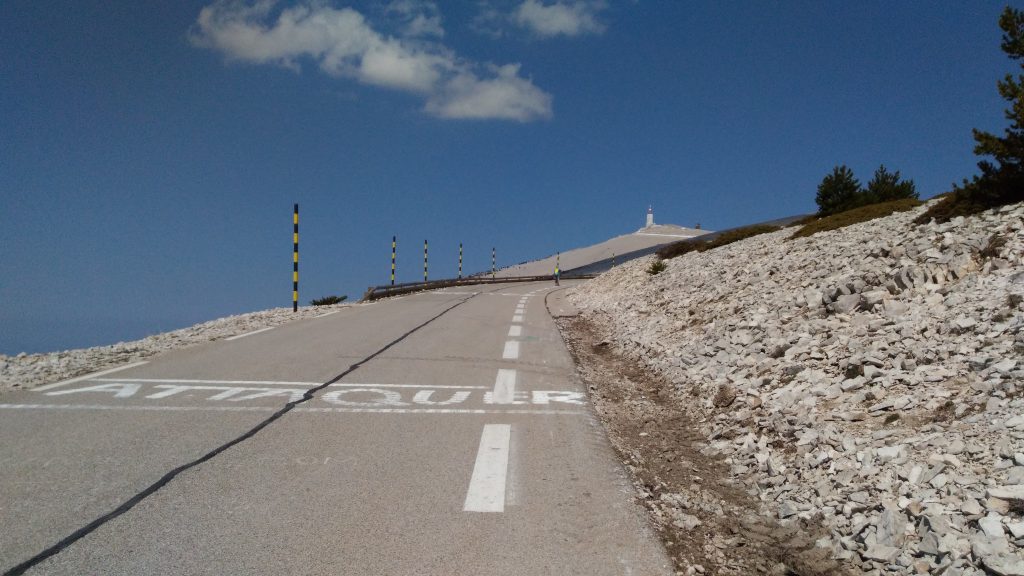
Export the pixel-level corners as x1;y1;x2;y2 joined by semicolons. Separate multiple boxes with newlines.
914;183;1023;224
790;198;922;239
656;224;781;260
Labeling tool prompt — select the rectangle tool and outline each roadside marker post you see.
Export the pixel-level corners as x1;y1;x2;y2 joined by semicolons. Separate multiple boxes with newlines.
424;240;429;282
391;236;396;286
293;204;299;312
458;243;463;279
491;247;496;279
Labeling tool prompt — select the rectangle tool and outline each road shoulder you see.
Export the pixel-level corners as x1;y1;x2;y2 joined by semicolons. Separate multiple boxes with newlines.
555;314;849;576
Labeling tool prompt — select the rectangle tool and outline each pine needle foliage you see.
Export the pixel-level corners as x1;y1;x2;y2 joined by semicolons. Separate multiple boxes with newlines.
310;295;347;306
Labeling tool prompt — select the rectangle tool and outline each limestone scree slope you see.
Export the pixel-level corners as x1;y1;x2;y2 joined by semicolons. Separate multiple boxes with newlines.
569;201;1024;575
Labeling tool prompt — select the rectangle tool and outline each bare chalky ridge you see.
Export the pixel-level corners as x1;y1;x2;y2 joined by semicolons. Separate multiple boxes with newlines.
0;305;352;393
570;201;1024;575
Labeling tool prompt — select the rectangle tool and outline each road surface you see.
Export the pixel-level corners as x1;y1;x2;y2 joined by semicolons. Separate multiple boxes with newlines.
0;281;671;575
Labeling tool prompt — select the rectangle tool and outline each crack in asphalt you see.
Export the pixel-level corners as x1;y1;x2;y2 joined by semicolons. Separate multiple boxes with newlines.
4;292;480;576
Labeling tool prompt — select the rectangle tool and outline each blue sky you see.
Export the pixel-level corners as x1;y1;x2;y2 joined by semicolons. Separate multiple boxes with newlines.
0;1;1013;354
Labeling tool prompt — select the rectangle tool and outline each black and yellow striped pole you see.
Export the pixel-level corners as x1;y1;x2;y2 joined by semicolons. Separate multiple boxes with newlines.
292;203;299;312
458;243;463;279
491;247;495;279
391;236;396;286
424;240;428;282
612;252;616;267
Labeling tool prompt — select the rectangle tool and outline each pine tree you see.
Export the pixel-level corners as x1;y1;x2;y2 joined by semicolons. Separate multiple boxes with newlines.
865;165;918;203
816;165;861;216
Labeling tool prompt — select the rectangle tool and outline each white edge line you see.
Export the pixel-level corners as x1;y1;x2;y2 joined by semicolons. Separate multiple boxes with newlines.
33;361;149;392
314;310;340;318
225;326;276;341
0;404;584;416
463;424;511;512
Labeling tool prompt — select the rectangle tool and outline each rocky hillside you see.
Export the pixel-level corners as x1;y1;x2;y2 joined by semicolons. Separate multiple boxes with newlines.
570;201;1024;575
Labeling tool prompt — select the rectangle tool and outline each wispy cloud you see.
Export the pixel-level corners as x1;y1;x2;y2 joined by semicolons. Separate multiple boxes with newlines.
471;1;607;39
513;0;606;37
190;0;552;121
386;0;444;39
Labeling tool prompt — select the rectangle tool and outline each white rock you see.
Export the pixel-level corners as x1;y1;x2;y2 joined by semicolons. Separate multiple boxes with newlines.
862;544;900;562
980;514;1007;538
962;499;984;516
982;554;1024;576
1004;415;1024;429
988;486;1024;502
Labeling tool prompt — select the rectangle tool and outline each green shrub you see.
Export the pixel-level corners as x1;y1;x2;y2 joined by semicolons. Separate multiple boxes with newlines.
865;165;918;203
791;198;921;239
647;260;667;275
310;295;347;306
816;165;918;216
656;224;781;260
816;165;862;216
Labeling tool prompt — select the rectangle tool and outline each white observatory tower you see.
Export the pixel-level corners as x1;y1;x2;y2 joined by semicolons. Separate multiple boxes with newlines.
645;205;655;228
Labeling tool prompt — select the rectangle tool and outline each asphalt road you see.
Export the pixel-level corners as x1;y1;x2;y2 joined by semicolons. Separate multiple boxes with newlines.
0;281;671;575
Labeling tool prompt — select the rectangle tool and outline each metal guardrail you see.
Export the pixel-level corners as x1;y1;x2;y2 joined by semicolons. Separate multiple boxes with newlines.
361;274;597;302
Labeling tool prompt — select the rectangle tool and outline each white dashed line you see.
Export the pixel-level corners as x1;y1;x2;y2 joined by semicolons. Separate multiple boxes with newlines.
508;325;522;337
502;341;520;360
491;369;516;404
225;327;275;341
32;361;150;392
512;315;523;323
463;424;511;513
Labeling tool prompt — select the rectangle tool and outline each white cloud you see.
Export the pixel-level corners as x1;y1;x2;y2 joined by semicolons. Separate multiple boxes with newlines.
512;0;606;37
190;1;552;121
427;64;553;121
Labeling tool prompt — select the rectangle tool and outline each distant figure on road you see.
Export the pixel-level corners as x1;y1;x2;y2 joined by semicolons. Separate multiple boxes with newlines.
554;264;560;285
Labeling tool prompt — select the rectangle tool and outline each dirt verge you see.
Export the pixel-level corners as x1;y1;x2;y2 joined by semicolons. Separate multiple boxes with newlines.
556;314;852;576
